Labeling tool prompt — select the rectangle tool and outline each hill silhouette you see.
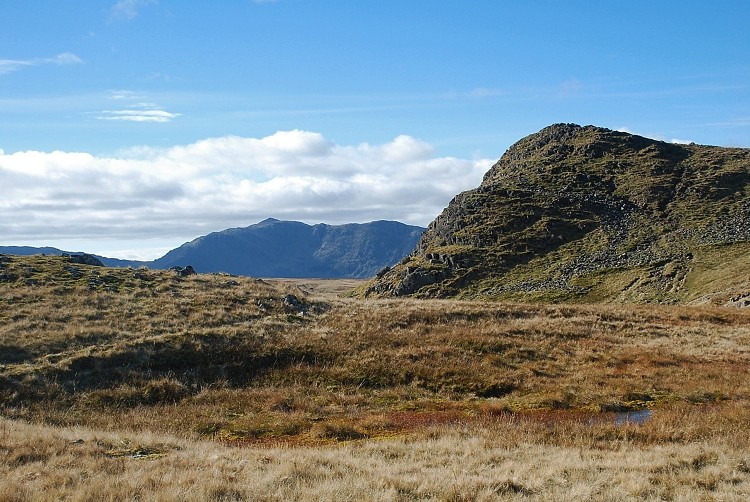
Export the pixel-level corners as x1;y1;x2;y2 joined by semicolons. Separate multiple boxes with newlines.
152;219;424;278
0;246;143;268
2;220;424;279
365;124;750;304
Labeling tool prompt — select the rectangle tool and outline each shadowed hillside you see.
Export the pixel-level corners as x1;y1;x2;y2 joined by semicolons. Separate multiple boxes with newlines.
1;253;748;437
151;219;424;278
365;124;750;303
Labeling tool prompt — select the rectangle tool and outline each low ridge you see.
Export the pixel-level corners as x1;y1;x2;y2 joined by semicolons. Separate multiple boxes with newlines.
365;124;750;304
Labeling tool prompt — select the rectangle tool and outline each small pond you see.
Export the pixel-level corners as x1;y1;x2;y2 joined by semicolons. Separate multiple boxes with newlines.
614;409;652;426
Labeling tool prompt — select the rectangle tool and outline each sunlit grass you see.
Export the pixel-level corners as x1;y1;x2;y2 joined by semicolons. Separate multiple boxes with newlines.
1;254;749;499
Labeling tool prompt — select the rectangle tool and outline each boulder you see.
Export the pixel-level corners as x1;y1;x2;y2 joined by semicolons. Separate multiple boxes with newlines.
63;253;104;267
169;265;197;276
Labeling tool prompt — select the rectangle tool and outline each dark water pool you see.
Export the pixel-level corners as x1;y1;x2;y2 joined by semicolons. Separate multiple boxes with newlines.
614;409;652;425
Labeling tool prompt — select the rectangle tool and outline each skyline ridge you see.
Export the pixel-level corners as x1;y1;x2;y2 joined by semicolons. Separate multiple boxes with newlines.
0;218;425;274
2;2;748;258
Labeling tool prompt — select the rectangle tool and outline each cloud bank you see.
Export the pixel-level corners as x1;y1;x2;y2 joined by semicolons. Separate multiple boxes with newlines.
0;131;491;251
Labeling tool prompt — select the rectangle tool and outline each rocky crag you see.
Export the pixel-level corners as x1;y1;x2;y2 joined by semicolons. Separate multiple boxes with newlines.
365;124;750;304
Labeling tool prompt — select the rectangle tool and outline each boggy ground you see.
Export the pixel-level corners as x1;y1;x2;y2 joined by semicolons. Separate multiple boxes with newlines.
1;254;749;500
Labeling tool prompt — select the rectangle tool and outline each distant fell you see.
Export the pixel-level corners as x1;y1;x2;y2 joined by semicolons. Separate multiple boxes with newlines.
365;124;750;305
0;246;143;268
151;219;424;278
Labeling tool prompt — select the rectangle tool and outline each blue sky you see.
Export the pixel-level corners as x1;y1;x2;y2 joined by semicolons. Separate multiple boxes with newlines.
1;1;749;259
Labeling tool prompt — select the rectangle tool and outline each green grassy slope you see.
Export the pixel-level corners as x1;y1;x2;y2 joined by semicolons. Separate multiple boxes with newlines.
364;124;750;303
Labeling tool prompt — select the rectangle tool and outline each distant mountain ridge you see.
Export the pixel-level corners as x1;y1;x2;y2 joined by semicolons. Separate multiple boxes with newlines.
0;246;143;268
151;219;424;278
2;219;424;279
364;123;750;305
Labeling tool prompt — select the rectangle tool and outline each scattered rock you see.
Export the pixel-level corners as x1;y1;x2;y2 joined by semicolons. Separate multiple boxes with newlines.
0;272;17;282
283;294;302;307
727;293;750;308
169;266;197;277
64;265;82;279
256;298;272;312
133;269;150;281
282;294;308;314
88;272;103;290
63;253;104;267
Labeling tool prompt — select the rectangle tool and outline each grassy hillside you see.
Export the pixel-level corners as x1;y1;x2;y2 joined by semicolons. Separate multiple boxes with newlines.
364;124;750;302
1;254;749;499
1;254;748;432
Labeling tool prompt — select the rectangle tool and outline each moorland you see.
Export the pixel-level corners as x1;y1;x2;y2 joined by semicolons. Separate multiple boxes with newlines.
1;254;748;500
3;124;750;500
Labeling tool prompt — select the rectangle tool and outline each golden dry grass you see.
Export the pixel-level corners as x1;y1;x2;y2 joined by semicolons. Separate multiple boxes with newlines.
2;404;749;501
1;254;749;499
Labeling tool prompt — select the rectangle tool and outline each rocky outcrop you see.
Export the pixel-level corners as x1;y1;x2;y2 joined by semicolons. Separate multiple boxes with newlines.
170;265;197;277
63;253;104;267
365;124;750;303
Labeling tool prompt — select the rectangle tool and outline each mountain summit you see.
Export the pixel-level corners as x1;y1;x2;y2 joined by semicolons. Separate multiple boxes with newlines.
365;124;750;304
152;219;424;278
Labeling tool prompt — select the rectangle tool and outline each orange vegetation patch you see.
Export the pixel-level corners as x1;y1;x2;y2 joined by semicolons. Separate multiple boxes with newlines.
382;410;470;429
213;406;656;448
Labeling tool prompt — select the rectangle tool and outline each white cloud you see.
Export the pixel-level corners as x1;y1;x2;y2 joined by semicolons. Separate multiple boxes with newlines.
49;52;83;65
0;59;31;75
108;89;142;100
97;109;180;122
0;52;83;75
110;0;157;21
0;131;492;256
97;92;179;123
617;127;694;145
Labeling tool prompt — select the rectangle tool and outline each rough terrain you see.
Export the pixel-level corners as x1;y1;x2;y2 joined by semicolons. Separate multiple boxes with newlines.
365;124;750;303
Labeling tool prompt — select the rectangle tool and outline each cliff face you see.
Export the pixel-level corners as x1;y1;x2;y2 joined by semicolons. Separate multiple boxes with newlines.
365;124;750;304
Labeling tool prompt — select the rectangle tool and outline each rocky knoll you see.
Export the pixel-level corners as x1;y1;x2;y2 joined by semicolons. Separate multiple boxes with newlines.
365;124;750;304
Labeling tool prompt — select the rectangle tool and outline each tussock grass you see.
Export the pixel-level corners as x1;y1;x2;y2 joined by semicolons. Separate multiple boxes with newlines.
2;405;749;501
1;254;749;498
